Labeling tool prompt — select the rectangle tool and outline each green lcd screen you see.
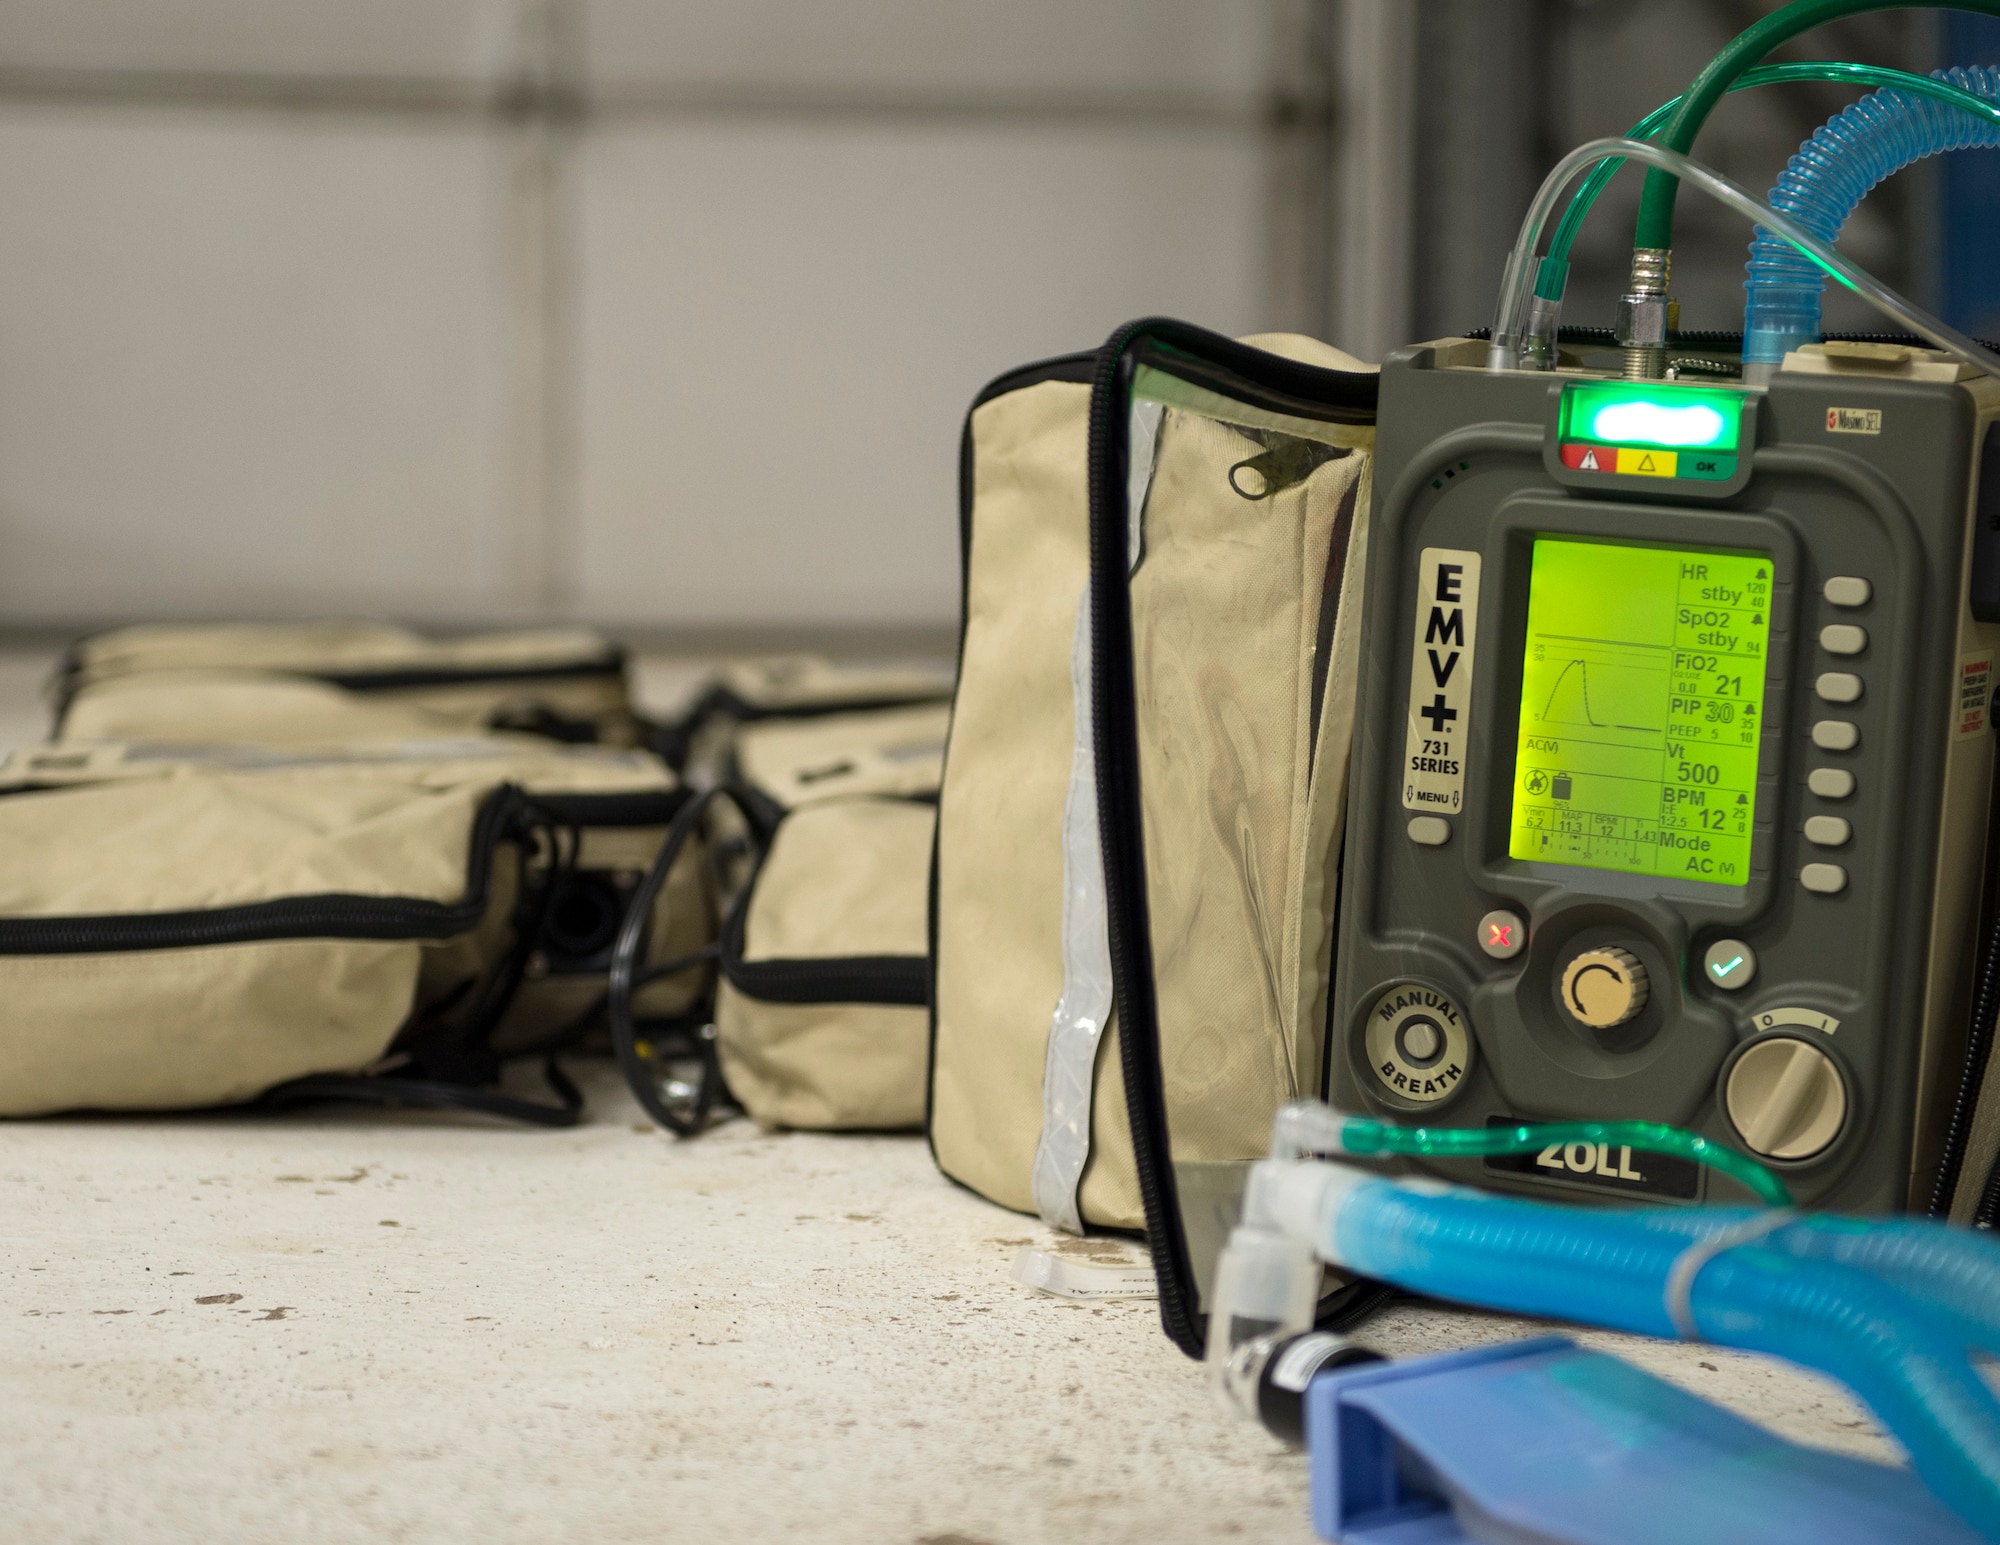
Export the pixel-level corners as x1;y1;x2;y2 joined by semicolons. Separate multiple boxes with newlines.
1509;538;1770;884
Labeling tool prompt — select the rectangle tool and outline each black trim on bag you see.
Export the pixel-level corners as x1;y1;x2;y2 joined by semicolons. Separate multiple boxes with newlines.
1086;318;1385;1357
653;682;956;773
719;864;928;1008
927;348;1098;1162
318;654;626;694
0;785;527;956
722;787;932;1008
1128;335;1376;427
47;645;628;729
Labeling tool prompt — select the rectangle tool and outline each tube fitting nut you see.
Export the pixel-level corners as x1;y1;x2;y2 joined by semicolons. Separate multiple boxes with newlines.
1615;292;1672;348
1616;246;1678;352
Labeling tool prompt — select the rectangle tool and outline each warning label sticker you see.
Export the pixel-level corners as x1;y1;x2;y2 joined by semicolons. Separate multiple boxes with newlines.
1402;547;1482;812
1956;650;1994;740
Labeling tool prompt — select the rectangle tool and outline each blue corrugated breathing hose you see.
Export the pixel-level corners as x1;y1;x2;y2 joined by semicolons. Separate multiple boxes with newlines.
1241;1161;2000;1539
1744;65;2000;366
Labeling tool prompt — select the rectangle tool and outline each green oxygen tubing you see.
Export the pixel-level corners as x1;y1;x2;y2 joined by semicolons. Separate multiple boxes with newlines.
1631;0;2000;255
1594;1;2000;376
1531;60;2000;312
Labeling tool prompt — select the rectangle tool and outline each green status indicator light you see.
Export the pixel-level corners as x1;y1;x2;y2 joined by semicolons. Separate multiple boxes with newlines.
1558;382;1747;481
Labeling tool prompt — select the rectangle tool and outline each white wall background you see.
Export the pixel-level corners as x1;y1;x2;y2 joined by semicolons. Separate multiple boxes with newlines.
0;0;1348;636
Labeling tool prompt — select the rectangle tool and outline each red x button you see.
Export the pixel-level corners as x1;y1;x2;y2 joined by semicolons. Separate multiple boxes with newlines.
1477;909;1527;960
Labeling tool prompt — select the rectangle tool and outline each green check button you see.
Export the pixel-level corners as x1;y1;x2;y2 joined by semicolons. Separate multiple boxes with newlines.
1703;939;1757;991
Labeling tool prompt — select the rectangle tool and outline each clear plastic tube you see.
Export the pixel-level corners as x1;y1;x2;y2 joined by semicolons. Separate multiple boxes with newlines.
1534;61;2000;306
1745;66;2000;365
1489;136;2000;383
1631;0;2000;252
1294;1168;2000;1537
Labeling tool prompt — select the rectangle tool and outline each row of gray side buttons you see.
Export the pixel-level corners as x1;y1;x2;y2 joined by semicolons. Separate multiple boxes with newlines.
1802;576;1870;896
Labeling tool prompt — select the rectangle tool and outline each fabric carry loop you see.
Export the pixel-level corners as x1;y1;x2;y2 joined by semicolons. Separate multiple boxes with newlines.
1084;319;1379;1357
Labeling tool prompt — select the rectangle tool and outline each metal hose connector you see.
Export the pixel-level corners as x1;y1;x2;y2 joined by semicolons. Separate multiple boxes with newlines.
1616;247;1674;378
1485;139;2000;386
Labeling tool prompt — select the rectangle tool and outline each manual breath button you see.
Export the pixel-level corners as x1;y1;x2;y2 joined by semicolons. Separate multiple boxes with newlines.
1365;984;1473;1106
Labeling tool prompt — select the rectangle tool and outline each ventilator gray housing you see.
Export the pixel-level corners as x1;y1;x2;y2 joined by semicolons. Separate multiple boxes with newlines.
1331;338;2000;1215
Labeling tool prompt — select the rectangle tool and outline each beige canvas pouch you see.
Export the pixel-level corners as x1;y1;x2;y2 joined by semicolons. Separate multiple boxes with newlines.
0;743;558;1118
714;794;933;1131
930;330;1377;1248
609;705;942;1134
1080;319;1380;1352
714;707;942;1130
54;622;640;745
49;677;713;1057
659;654;955;774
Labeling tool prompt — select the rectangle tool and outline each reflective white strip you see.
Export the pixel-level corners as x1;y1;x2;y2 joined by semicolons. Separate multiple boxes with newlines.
1030;595;1115;1233
1029;398;1161;1232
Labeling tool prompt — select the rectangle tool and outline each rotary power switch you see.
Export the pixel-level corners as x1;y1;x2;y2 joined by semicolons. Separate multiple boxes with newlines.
1725;1036;1847;1160
1560;946;1649;1028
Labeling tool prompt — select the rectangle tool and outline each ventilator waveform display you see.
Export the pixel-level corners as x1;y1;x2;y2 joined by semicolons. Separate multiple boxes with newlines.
1508;538;1771;884
1536;655;1668;735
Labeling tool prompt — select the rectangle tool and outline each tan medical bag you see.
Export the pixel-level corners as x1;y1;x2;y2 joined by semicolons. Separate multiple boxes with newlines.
611;705;946;1133
928;325;1378;1282
0;739;704;1121
54;622;641;745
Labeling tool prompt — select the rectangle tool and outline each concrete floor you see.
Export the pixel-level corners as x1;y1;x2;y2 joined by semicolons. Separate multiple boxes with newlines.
0;650;1906;1543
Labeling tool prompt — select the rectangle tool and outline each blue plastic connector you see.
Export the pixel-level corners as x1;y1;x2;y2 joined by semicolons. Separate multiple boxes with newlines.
1304;1337;1987;1545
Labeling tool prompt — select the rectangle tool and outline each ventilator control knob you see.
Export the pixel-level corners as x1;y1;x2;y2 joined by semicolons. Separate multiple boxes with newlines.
1725;1035;1847;1160
1560;946;1649;1028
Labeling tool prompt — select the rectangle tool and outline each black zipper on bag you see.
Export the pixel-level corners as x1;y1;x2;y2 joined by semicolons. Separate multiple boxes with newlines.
652;676;957;773
1088;320;1202;1356
46;647;628;729
316;653;627;694
1086;318;1383;1358
0;785;526;956
720;948;929;1007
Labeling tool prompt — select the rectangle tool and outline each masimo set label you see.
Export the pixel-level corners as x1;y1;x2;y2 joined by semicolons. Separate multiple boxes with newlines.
1402;548;1482;812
